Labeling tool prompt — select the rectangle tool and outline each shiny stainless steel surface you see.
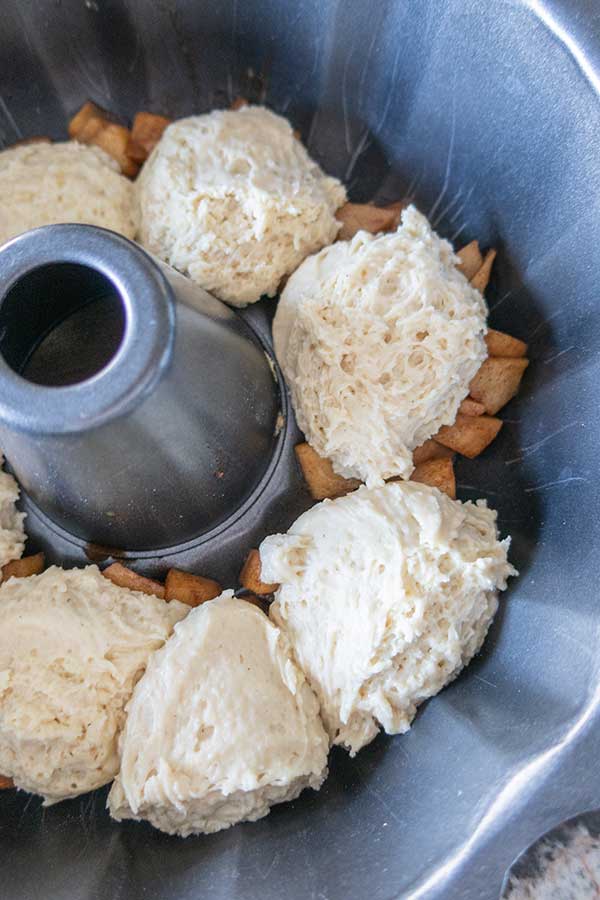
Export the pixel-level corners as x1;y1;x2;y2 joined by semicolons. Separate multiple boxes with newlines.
0;1;599;899
0;225;281;550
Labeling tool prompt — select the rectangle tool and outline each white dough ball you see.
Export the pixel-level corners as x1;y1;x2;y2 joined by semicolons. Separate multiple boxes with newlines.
0;459;25;568
0;141;136;244
261;481;515;755
0;566;188;803
135;107;346;306
108;592;328;836
273;206;488;486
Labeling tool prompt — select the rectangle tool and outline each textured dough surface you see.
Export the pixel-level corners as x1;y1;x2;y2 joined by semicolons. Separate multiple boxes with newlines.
273;206;488;485
0;566;187;803
135;107;346;306
0;141;136;244
261;481;515;755
108;592;328;836
0;459;25;567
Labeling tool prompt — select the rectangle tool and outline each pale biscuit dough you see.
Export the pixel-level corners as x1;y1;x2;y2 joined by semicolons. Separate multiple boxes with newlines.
273;206;488;486
0;141;136;244
108;593;328;836
135;107;346;306
0;459;25;568
262;481;515;755
0;566;188;803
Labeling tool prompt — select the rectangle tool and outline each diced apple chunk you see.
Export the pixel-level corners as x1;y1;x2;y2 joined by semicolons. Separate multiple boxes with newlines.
469;357;529;415
102;563;165;599
435;414;503;458
410;457;456;499
164;569;222;607
456;240;483;280
295;443;361;500
239;550;279;595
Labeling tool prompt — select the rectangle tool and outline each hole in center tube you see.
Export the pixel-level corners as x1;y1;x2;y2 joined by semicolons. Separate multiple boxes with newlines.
0;263;126;387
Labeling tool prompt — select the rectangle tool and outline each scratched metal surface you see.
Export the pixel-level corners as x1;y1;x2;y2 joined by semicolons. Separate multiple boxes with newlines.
0;1;599;898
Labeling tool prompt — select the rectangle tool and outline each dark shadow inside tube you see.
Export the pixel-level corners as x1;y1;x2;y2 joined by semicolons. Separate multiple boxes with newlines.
0;263;125;387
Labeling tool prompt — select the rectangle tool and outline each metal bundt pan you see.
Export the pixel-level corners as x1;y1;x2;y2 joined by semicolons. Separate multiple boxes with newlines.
0;1;599;898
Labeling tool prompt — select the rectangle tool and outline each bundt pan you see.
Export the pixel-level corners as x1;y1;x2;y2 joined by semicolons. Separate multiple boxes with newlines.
0;1;599;898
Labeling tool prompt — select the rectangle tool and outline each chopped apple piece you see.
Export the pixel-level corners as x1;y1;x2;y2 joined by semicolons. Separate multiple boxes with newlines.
456;240;483;280
412;439;455;466
470;248;497;293
458;397;485;416
295;442;361;500
469;357;529;415
485;329;528;358
68;101;138;177
92;123;139;177
239;550;279;595
102;563;165;599
164;569;222;607
127;112;171;164
68;101;107;140
336;202;402;241
435;414;502;458
410;457;456;500
1;552;45;583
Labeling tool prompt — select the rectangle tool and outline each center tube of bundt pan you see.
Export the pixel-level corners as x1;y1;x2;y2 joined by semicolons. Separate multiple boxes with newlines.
0;225;280;551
